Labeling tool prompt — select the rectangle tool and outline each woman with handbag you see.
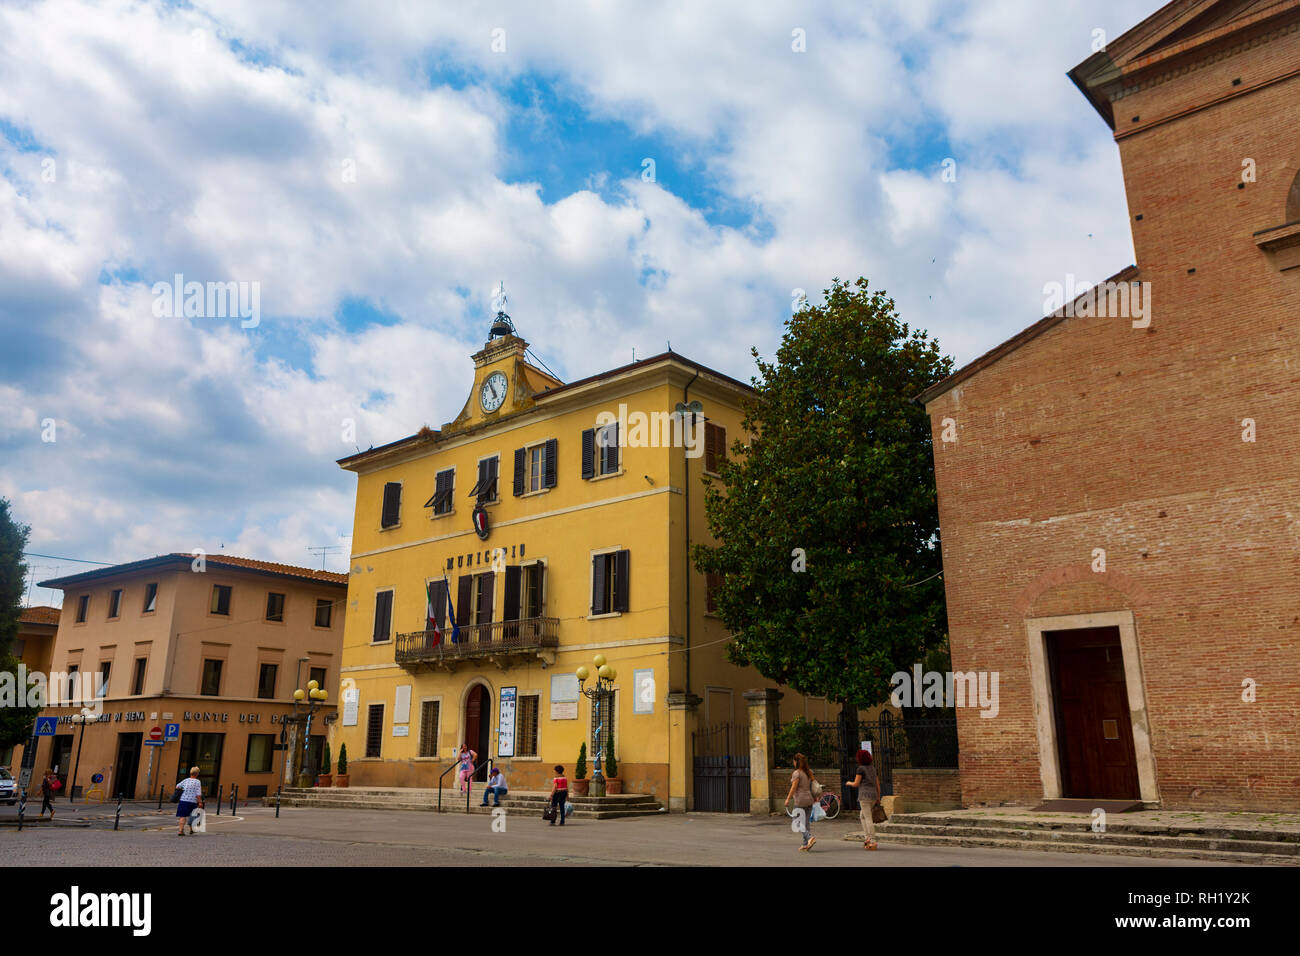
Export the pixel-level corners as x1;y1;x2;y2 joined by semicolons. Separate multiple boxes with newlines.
174;766;205;836
846;748;883;850
547;765;568;827
783;752;818;851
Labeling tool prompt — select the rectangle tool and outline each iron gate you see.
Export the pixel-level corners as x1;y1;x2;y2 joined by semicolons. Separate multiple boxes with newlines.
692;721;750;812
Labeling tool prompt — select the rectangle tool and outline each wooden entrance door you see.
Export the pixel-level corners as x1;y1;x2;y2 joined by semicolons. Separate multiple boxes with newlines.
464;685;491;781
1048;627;1140;800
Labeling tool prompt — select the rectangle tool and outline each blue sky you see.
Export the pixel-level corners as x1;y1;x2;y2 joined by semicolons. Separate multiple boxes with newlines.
0;0;1151;600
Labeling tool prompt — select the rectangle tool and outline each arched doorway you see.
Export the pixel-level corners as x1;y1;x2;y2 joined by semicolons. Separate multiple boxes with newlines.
463;684;492;781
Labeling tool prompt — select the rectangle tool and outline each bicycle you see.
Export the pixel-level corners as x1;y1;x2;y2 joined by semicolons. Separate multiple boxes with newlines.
784;790;841;821
817;790;841;820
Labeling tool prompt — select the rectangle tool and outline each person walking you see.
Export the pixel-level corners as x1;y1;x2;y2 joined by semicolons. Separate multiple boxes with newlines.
456;745;477;796
783;752;817;851
846;748;881;850
174;767;205;836
548;765;568;826
480;767;508;807
38;770;56;819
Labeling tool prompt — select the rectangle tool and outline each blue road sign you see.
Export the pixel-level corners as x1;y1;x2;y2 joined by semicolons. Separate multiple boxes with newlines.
35;717;57;736
144;739;164;746
164;723;180;741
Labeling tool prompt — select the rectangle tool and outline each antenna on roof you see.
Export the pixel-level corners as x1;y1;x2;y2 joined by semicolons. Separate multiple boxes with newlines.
667;340;672;352
307;545;343;569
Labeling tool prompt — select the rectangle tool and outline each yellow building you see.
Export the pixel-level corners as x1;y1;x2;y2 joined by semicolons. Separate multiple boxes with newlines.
334;322;838;808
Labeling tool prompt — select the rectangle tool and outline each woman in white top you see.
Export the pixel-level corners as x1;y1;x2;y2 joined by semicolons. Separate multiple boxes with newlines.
174;767;205;836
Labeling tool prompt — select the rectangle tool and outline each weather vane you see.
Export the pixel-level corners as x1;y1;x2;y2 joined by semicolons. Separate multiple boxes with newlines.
491;280;508;315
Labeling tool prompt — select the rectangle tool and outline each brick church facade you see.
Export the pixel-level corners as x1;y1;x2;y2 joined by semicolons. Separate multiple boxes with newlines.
920;0;1300;811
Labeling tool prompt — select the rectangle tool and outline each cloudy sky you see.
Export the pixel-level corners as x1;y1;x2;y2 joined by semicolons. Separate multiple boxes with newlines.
1;0;1150;603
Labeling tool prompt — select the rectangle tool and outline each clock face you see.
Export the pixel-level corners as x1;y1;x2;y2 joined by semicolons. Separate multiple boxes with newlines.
479;371;507;412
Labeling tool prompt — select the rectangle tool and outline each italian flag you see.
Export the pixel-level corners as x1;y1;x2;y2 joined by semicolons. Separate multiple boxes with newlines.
426;582;443;646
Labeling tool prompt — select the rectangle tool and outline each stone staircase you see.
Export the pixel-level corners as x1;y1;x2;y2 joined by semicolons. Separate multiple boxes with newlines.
871;811;1300;864
268;787;666;820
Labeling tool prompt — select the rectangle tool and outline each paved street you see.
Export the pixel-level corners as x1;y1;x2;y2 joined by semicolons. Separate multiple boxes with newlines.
0;804;1239;867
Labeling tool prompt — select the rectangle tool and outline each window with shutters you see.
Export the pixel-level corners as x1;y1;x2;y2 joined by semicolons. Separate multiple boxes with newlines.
366;704;385;758
418;700;440;757
581;426;619;479
515;439;557;496
425;579;449;630
469;457;499;502
210;585;232;616
425;468;455;516
524;562;545;618
474;572;495;625
591;550;630;616
380;481;402;529
372;590;394;643
704;422;727;475
598;423;620;475
516;694;539;757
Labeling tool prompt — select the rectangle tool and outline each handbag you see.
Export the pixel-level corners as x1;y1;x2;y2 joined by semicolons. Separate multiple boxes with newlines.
542;804;557;822
809;778;823;799
170;789;181;804
871;801;887;824
49;778;62;791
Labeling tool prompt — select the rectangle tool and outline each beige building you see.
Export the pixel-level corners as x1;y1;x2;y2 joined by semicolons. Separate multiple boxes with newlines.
32;553;346;800
2;606;60;773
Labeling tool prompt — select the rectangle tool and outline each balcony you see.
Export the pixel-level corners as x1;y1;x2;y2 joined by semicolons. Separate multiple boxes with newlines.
395;617;560;671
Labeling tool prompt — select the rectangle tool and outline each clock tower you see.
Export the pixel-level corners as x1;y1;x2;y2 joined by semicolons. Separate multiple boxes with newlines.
442;292;563;435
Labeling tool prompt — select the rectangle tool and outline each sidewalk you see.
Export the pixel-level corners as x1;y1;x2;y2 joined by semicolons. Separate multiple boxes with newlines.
884;806;1300;837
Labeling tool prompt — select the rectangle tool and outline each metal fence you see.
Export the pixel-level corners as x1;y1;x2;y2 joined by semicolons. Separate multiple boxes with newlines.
773;711;958;797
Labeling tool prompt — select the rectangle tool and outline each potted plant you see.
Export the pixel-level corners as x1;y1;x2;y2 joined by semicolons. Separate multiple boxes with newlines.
570;741;590;796
604;733;622;794
335;743;350;788
316;741;333;787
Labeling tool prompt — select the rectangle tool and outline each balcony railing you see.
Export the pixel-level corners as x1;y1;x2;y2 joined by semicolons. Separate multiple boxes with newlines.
395;617;560;667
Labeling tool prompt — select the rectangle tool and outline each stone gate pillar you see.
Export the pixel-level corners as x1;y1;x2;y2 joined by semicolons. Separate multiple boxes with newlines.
744;688;783;815
667;692;702;812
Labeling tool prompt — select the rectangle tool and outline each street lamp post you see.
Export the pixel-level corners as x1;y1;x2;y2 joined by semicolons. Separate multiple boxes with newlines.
290;680;329;787
68;711;99;803
576;654;618;798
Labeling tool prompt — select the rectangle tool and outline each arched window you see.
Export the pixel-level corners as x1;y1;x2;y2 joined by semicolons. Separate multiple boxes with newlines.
1288;168;1300;223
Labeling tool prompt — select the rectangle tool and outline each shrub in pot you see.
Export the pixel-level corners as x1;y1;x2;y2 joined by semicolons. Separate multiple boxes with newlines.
317;741;333;787
604;733;622;794
336;743;350;787
570;741;590;796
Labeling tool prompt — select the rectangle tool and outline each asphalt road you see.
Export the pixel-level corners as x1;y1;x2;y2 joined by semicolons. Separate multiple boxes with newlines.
0;804;1239;867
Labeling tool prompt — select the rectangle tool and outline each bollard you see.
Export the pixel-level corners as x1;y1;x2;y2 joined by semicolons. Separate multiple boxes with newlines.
158;786;164;811
17;789;25;832
216;784;223;815
230;784;238;816
275;787;281;819
114;793;122;831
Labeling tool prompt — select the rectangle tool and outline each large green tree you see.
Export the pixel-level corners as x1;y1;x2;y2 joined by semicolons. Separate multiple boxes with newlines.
693;278;952;719
0;498;40;750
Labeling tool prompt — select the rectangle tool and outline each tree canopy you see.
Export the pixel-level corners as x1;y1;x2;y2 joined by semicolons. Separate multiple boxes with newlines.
693;278;952;711
0;498;39;750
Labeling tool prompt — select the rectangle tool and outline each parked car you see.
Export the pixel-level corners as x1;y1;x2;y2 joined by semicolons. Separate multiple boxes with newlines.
0;768;17;805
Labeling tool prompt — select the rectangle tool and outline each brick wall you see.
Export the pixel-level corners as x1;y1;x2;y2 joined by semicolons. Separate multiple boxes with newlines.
925;13;1300;811
895;769;963;811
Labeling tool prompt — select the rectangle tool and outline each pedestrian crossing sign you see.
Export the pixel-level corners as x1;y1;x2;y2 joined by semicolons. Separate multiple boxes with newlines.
35;717;57;736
